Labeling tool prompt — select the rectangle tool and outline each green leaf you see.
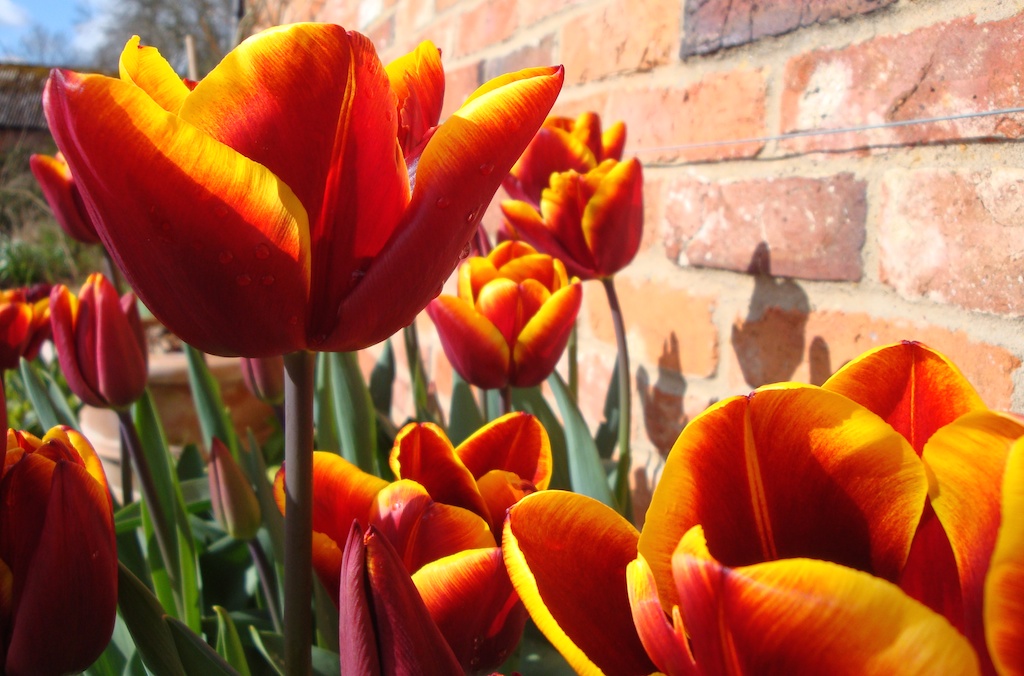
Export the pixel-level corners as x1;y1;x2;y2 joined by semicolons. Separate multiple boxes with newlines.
166;616;238;675
313;353;339;452
329;352;377;475
547;372;616;509
40;366;80;428
313;576;339;653
250;630;340;676
185;345;239;454
18;357;71;430
115;562;186;676
593;358;620;461
177;443;206;482
447;372;484;446
512;387;570;491
115;479;211;534
213;606;252;676
368;340;395;416
402;323;442;425
242;431;285;570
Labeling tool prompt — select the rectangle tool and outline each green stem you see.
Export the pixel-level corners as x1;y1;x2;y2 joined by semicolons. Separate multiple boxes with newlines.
601;277;633;521
568;322;578;403
115;408;176;585
249;538;283;634
500;386;512;417
118;423;134;504
283;350;315;676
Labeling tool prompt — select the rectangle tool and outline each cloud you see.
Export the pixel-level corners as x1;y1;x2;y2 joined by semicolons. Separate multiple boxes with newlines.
0;0;28;27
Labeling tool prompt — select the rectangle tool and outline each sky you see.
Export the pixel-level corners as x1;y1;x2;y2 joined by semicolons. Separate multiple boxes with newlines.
0;0;106;64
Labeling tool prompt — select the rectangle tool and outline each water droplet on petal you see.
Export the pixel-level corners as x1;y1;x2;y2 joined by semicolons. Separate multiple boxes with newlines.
254;243;271;260
459;243;472;260
435;196;451;209
479;162;494;176
218;251;234;264
235;274;252;286
261;274;275;286
465;209;477;223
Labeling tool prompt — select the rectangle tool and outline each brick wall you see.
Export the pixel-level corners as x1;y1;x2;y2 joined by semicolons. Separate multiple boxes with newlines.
263;0;1024;509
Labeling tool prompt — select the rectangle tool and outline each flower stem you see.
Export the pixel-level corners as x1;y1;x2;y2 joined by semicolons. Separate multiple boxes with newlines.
568;322;578;402
249;538;283;633
283;350;315;676
601;276;633;521
118;423;134;504
500;385;512;417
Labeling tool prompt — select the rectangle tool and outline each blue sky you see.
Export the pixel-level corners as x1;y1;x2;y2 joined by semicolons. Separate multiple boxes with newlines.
0;0;104;63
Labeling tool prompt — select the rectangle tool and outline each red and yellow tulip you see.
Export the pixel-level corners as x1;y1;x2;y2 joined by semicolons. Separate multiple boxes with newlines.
503;112;626;208
0;288;50;373
0;427;117;675
275;412;550;671
43;24;563;357
502;342;1024;675
502;158;644;280
29;152;100;244
49;272;147;409
426;241;582;389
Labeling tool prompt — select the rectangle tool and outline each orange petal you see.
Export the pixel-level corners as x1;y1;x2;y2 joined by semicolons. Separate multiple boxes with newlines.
503;125;597;205
413;547;527;672
672;526;980;675
917;410;1024;671
426;296;510;389
28;153;99;244
580;158;643;278
369;480;495;574
475;469;538;537
638;384;927;610
385;40;445;157
389;422;489;519
823;341;987;455
117;36;189;113
513;280;582;387
502;491;655;675
456;411;552;490
626;553;696;676
501;199;581;271
985;436;1024;675
475;277;523;345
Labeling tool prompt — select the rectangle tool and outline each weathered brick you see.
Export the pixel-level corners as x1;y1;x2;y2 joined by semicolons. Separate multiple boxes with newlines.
781;14;1024;153
604;70;767;163
726;309;1020;409
453;0;519;56
682;0;896;56
663;173;867;281
481;34;557;82
561;0;680;83
519;0;588;27
365;14;396;52
584;276;719;378
878;169;1024;316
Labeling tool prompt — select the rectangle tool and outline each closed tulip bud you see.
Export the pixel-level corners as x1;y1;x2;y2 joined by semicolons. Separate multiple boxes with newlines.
0;426;117;675
0;289;51;372
239;355;285;406
29;152;101;244
208;438;261;541
427;241;582;389
49;273;147;409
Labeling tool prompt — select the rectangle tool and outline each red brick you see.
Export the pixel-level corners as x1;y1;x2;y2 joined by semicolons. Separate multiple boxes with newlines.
561;0;680;84
726;310;1020;409
662;173;866;281
605;71;767;163
781;14;1024;153
365;15;396;52
394;0;433;43
453;0;519;57
437;0;461;11
481;34;557;82
682;0;896;56
519;0;587;27
878;169;1024;316
584;276;719;378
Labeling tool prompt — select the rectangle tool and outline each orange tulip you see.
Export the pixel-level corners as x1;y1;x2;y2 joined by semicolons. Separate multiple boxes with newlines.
44;25;563;357
502;158;644;280
29;152;100;244
426;241;582;389
0;427;117;675
502;343;1023;675
0;287;50;372
275;412;550;671
49;273;147;409
503;112;626;208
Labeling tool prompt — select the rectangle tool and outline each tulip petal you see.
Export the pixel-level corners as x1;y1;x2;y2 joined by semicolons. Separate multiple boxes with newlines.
338;523;382;676
626;554;696;676
385;41;445;156
581;158;643;277
44;69;309;357
601;120;627;160
475;277;523;346
426;296;510;389
0;302;34;371
389;423;489;520
513;281;582;387
459;257;500;300
29;154;99;243
333;66;564;351
413;547;527;672
43;426;109;493
503;125;597;205
502;491;656;675
673;526;980;675
5;461;117;675
369;480;495;574
917;410;1024;671
501;199;584;274
457;411;552;490
823;341;987;455
475;469;538;537
118;36;189;113
986;436;1024;675
638;385;927;610
87;274;148;407
49;284;104;407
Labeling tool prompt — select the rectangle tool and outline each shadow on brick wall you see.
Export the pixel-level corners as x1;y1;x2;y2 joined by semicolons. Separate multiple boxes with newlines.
637;331;689;460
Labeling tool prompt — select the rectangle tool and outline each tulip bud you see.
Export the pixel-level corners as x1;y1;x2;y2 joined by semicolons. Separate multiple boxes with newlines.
208;438;261;540
239;356;285;406
0;288;51;371
29;152;101;244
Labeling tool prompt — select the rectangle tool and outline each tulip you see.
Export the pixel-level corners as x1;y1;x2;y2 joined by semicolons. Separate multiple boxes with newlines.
503;112;626;208
29;152;100;244
239;355;285;406
501;343;1024;675
49;272;147;409
426;241;582;389
43;24;563;358
0;426;117;675
275;412;549;670
208;438;261;540
0;288;50;372
502;158;644;280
